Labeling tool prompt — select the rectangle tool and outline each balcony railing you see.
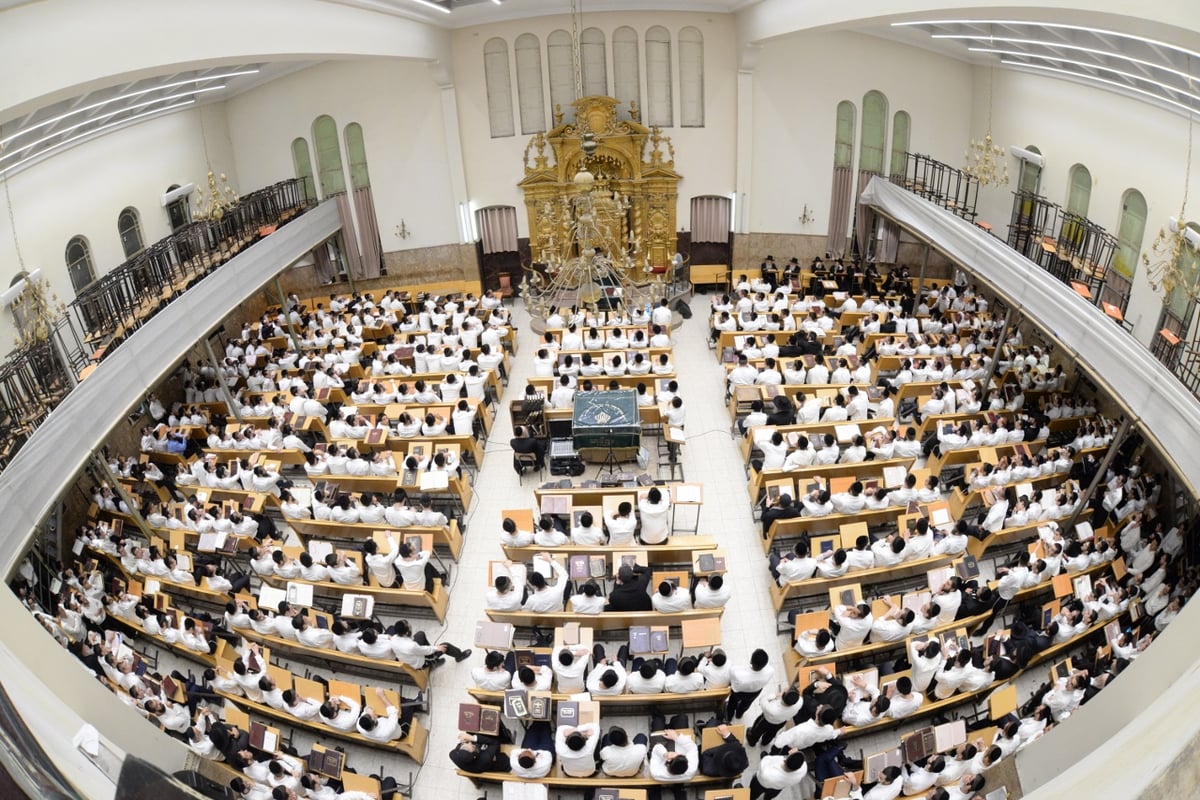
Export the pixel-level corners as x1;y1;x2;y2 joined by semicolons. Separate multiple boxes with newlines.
0;177;315;471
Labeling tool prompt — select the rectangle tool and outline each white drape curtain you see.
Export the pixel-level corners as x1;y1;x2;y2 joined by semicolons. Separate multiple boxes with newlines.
477;206;519;254
827;166;854;259
878;219;900;264
690;195;730;243
333;193;362;278
854;170;880;259
312;241;335;284
353;187;382;279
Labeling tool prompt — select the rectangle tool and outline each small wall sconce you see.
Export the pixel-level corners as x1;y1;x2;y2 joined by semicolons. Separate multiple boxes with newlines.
394;220;411;240
799;205;815;226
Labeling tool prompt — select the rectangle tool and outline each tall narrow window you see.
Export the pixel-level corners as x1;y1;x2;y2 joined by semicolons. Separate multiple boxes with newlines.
1065;163;1092;218
581;28;607;97
645;26;673;127
117;207;143;258
678;27;704;128
65;236;95;293
515;34;546;134
827;100;857;259
612;26;641;120
858;90;888;175
1113;189;1147;280
1018;145;1042;194
483;38;515;138
547;30;575;118
291;138;316;201
344;124;370;191
889;111;911;177
312;115;346;196
854;91;888;259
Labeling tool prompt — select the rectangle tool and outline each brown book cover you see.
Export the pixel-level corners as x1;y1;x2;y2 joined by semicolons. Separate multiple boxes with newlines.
458;702;481;732
478;707;501;736
366;428;385;445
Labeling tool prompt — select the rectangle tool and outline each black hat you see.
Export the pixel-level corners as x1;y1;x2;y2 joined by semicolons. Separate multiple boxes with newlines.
765;255;775;261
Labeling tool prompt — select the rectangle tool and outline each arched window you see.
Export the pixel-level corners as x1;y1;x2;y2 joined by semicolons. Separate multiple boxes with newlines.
834;101;856;170
312;115;346;196
827;101;857;259
547;30;575;118
859;90;888;175
344;123;371;190
1113;189;1147;280
612;26;641;120
117;207;143;258
1166;222;1200;319
645;26;673;127
291;137;316;201
889;111;911;177
65;236;95;293
678;27;704;128
1066;163;1092;218
514;34;546;134
483;37;515;138
1018;145;1042;194
581;28;607;97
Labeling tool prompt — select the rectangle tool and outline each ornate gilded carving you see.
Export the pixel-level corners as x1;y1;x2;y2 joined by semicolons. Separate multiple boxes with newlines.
519;95;681;273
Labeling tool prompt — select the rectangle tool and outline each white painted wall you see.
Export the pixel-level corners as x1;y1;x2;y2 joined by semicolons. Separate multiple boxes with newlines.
967;65;1200;344
449;11;739;236
223;58;462;251
748;30;974;238
0;109;228;349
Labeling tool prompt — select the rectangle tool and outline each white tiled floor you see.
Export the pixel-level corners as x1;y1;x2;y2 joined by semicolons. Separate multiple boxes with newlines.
409;293;793;799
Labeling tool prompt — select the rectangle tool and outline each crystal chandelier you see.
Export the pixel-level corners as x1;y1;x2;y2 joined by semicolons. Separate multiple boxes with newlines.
193;113;239;221
1144;108;1198;303
963;66;1009;187
1;145;67;348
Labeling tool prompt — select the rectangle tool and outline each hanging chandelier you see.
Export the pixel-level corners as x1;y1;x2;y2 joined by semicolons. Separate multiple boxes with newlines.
518;0;665;321
1144;78;1199;304
193;113;239;221
963;65;1009;187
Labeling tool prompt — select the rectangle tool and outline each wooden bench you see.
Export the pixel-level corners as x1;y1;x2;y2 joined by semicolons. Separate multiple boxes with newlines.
764;506;910;553
502;537;717;567
259;572;450;622
485;607;724;632
770;553;957;611
748;457;917;505
287;518;464;561
213;689;429;764
466;686;731;712
741;419;898;462
232;619;429;689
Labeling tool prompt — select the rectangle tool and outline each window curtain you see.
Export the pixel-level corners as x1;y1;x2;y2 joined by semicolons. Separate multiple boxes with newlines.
478;206;519;254
878;219;900;264
690;196;730;243
353;187;382;278
312;241;335;284
826;166;854;259
333;193;362;278
854;170;880;260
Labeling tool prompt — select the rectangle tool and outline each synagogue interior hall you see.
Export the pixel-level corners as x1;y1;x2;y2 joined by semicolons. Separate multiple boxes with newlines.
3;1;1200;799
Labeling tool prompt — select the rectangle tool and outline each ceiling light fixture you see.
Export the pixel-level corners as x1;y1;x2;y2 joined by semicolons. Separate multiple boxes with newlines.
978;50;1200;105
999;59;1199;115
0;100;195;178
0;68;258;148
965;42;1199;87
408;0;450;13
0;86;226;164
894;19;1200;62
962;66;1009;187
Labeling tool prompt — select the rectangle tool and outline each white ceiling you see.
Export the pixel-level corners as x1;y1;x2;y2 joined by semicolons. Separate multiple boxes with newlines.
1;0;1196;178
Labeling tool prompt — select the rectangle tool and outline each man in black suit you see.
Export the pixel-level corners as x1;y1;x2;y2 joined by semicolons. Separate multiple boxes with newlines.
698;720;750;777
605;565;652;611
450;732;510;774
510;425;546;473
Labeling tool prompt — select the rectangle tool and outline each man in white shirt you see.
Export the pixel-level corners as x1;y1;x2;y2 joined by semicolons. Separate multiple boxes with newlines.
556;722;600;777
832;603;874;650
725;648;774;720
599;726;648;777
